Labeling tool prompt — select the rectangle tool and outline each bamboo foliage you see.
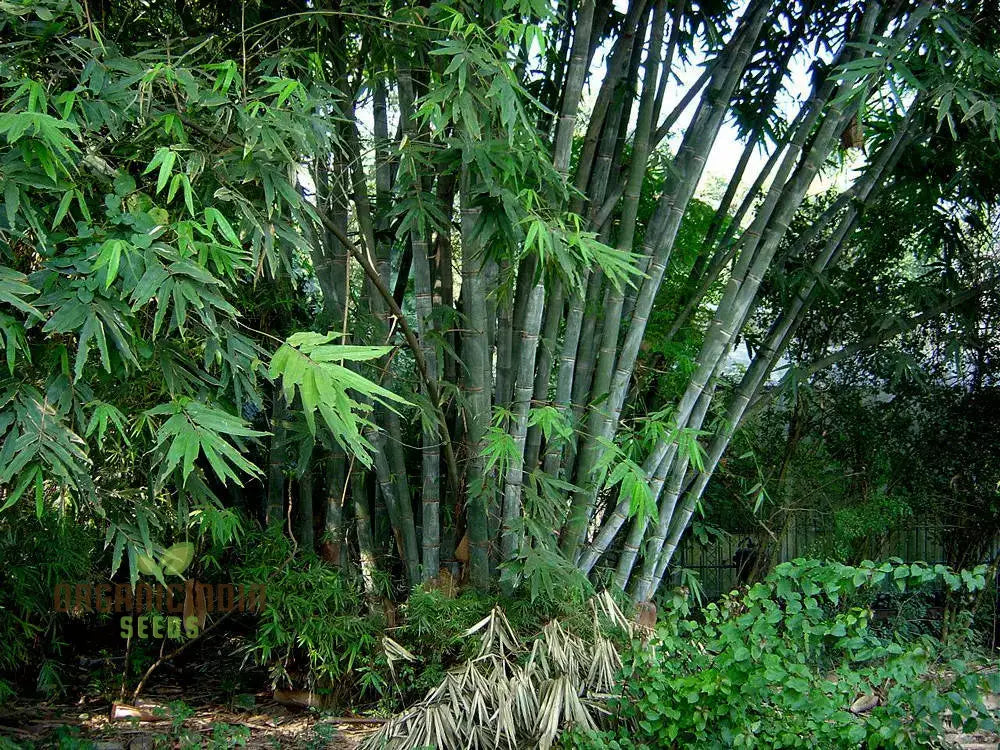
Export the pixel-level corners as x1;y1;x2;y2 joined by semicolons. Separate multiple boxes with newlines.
299;0;994;602
4;0;998;605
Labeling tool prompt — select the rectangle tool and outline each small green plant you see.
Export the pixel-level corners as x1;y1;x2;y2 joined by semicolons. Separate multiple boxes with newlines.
166;699;196;732
48;725;91;750
231;692;256;712
305;722;340;750
210;722;251;748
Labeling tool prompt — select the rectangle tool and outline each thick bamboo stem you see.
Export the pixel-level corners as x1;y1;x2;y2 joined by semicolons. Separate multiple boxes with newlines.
638;7;934;597
562;0;770;559
460;167;492;589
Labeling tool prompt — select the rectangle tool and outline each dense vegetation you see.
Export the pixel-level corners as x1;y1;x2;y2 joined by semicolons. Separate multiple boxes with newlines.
0;0;999;745
572;561;998;749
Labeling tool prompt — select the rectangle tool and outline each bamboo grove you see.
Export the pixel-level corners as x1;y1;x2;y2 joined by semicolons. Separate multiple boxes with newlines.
1;0;999;604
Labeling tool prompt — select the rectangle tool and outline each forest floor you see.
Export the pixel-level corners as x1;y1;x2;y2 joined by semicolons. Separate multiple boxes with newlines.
0;655;380;750
0;691;378;748
0;632;384;748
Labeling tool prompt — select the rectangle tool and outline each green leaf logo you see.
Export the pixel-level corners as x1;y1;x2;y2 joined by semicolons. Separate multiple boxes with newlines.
138;542;196;579
136;553;159;576
161;542;195;576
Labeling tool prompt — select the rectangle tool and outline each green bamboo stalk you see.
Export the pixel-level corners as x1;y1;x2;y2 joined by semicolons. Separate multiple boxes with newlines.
663;107;808;342
485;258;499;396
500;284;545;568
310;148;350;328
297;466;315;552
650;63;714;148
602;12;649;211
314;206;461;506
554;0;597;179
542;274;582;476
665;22;877;405
415;227;442;581
651;226;856;590
586;8;648;220
566;0;667;558
546;2;649;486
613;5;865;522
609;0;667;356
508;254;538;390
324;453;346;567
373;77;393;217
633;5;920;597
650;0;685;127
351;96;417;565
628;346;731;600
345;113;420;584
538;0;576;132
523;278;564;473
590;59;713;237
398;65;443;582
594;28;712;231
495;258;515;409
352;472;379;597
577;436;676;578
460;166;492;590
602;0;775;434
617;361;721;592
309;23;350;331
710;107;806;265
497;0;600;572
628;94;853;597
564;270;605;479
434;171;459;387
571;0;651;216
694;7;808;268
558;26;642;483
265;393;288;528
562;0;770;559
575;346;725;582
364;421;420;584
543;268;601;480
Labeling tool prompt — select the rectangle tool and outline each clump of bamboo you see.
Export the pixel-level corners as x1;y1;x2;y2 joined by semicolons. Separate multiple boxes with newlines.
359;594;633;750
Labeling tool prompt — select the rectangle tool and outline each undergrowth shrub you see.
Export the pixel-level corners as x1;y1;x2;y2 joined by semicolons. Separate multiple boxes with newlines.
395;579;600;699
225;526;388;704
224;525;604;710
0;509;98;701
569;559;999;749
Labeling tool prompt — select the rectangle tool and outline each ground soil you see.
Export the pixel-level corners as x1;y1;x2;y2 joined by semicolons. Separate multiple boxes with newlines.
0;690;377;749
